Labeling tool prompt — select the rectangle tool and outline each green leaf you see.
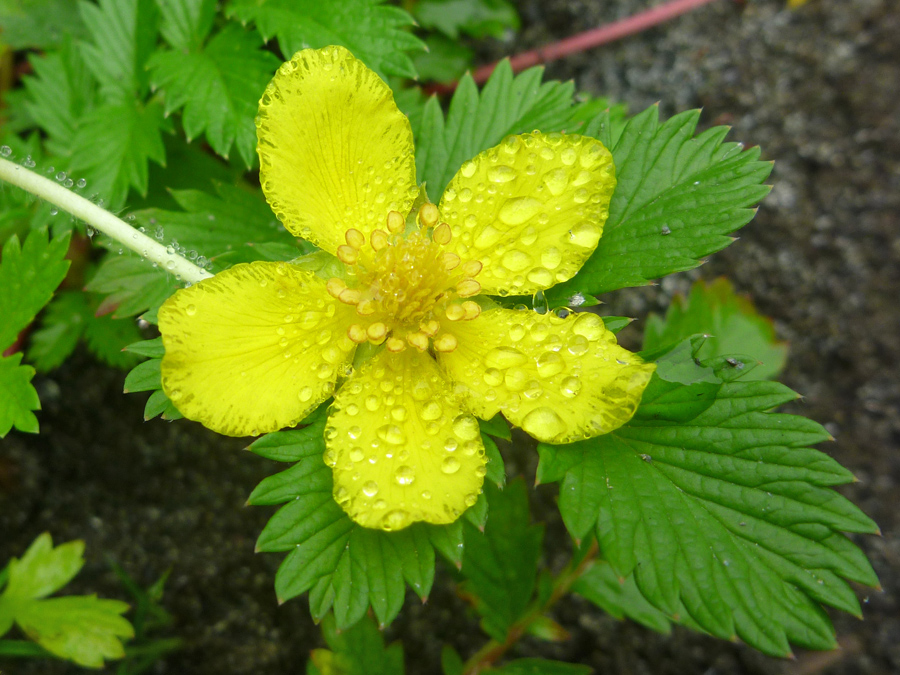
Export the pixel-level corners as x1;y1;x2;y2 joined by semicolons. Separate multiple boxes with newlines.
310;612;404;675
132;182;299;265
143;388;182;421
68;100;167;209
460;480;543;641
572;559;672;634
150;23;281;167
78;0;159;102
123;358;161;393
490;659;591;675
21;37;97;157
85;253;180;319
0;229;71;351
0;0;87;49
538;349;879;656
124;336;164;359
549;107;773;301
0;534;83;600
155;0;217;51
0;354;40;437
415;0;519;39
82;309;143;370
481;434;506;488
249;428;439;628
441;645;464;675
26;292;89;372
226;0;425;79
644;277;787;380
411;33;472;84
415;61;584;202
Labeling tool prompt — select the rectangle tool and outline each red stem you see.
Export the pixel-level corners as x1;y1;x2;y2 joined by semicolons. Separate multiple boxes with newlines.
425;0;723;95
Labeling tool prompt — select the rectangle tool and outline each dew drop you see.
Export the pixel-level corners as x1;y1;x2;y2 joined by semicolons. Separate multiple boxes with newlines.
508;324;526;342
536;351;565;377
560;148;577;166
76;178;87;188
521;407;566;439
383;509;409;530
527;268;554;286
572;313;605;340
421;490;432;500
395;465;415;485
485;346;527;369
362;481;379;497
298;386;313;402
487;165;516;183
452;415;480;441
376;424;406;445
349;447;365;462
0;145;11;157
501;249;533;272
348;425;362;440
560;376;582;398
567;334;590;356
460;160;477;178
542;168;569;196
474;225;502;248
568;221;601;248
365;395;380;411
391;405;408;422
483;368;503;386
421;400;443;421
185;304;197;316
441;457;461;474
498;197;542;225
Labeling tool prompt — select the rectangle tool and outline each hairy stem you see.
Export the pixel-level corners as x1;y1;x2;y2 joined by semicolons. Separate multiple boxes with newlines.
0;157;211;285
462;540;600;675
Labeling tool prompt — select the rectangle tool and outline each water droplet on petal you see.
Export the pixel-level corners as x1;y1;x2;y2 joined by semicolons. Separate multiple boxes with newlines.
521;407;566;439
542;168;569;196
452;415;480;440
349;447;365;462
441;457;461;474
485;347;527;369
498;197;542;226
362;481;379;497
376;424;406;445
488;165;517;183
395;465;415;485
298;386;313;402
560;376;582;398
536;351;565;377
567;334;590;356
501;249;533;272
572;313;605;340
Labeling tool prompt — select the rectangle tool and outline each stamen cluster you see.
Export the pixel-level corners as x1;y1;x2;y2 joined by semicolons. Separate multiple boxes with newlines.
326;205;484;354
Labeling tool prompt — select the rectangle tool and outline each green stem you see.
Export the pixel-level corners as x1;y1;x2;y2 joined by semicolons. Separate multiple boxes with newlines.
461;540;600;675
0;157;211;285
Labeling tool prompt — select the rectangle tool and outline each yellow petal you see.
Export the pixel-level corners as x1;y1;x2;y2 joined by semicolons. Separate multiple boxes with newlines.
439;132;615;296
159;262;358;437
438;308;654;443
257;46;418;255
326;348;486;531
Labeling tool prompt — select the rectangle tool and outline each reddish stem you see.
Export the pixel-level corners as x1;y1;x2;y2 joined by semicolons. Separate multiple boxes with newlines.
425;0;723;95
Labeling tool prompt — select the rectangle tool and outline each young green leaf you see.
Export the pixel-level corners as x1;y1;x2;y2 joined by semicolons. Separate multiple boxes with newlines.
415;61;582;201
415;0;519;39
21;38;97;157
549;107;773;302
308;613;404;675
571;558;671;634
226;0;425;79
150;24;281;167
0;229;71;351
460;479;543;641
538;350;879;656
78;0;159;102
0;534;133;668
0;0;87;49
644;277;788;380
131;182;300;265
248;426;441;629
68;100;167;209
0;354;40;437
156;0;217;51
85;253;180;319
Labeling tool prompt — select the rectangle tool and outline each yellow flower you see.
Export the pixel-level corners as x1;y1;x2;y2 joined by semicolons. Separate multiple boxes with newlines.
158;46;655;531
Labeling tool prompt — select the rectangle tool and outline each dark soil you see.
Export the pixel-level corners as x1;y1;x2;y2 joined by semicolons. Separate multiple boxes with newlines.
2;0;898;674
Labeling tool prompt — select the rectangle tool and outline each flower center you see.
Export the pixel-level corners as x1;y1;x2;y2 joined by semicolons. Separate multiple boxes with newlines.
326;205;484;353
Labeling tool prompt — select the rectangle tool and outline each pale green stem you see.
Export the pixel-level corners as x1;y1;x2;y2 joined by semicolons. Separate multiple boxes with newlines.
0;157;212;285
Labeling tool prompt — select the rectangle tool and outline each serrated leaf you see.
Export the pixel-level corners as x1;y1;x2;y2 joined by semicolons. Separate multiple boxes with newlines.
226;0;425;79
0;0;87;49
539;349;879;656
150;23;280;167
572;559;671;634
415;61;583;201
156;0;216;51
411;33;472;84
68;100;167;209
460;480;543;641
549;107;773;301
27;292;89;372
0;354;40;437
250;429;438;625
85;254;180;319
83;309;143;370
644;277;787;380
132;182;299;266
0;229;71;350
21;37;97;157
78;0;159;102
491;659;591;675
415;0;519;39
1;533;83;600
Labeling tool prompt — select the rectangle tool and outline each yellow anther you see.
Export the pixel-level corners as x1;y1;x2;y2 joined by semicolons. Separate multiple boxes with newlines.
456;279;481;297
407;332;429;351
386;210;405;234
433;333;459;352
339;288;361;305
347;324;368;343
371;229;389;251
441;252;461;271
386;336;406;352
419;203;439;228
462;260;483;277
326;278;347;298
419;319;440;336
345;228;366;249
367;322;388;342
445;304;466;321
337;245;359;264
433;221;452;245
462;301;481;320
356;299;377;316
